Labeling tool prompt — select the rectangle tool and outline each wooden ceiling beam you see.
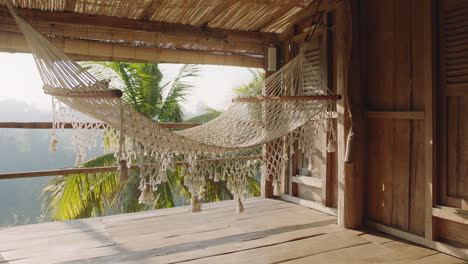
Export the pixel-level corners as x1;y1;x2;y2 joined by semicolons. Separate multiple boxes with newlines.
0;31;264;68
0;18;265;55
0;7;277;44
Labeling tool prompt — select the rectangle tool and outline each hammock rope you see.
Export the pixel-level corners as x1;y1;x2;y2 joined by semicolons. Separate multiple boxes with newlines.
5;0;338;212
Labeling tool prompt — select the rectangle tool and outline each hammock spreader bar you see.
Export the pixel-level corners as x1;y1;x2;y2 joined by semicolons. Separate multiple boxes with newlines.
45;89;124;98
232;95;342;102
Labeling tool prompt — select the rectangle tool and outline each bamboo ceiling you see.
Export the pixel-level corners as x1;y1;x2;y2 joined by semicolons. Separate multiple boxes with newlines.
6;0;315;33
0;0;319;67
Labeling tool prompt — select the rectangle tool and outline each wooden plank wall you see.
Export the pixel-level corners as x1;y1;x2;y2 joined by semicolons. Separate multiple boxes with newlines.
363;0;426;236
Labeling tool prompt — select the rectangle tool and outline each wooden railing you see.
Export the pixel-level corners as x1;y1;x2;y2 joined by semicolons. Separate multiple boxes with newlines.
0;122;202;129
0;154;262;180
0;121;202;180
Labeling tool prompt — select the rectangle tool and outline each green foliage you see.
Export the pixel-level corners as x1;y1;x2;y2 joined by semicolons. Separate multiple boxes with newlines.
233;69;264;97
42;154;124;221
42;63;261;221
42;63;197;221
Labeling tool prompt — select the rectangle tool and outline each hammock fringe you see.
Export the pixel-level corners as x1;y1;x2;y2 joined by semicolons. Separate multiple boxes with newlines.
6;1;339;213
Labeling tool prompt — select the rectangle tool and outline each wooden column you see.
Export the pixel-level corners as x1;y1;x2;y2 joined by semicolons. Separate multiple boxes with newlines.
423;0;435;240
261;42;276;198
336;0;365;228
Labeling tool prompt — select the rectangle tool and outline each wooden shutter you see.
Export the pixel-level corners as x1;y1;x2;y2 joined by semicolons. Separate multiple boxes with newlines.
439;0;468;206
303;37;322;95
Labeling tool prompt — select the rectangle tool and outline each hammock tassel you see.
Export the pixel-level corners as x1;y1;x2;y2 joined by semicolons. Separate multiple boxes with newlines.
190;193;202;212
49;134;58;152
119;160;129;182
344;127;356;163
138;183;153;205
236;196;244;213
49;97;58;152
273;180;281;196
327;139;337;153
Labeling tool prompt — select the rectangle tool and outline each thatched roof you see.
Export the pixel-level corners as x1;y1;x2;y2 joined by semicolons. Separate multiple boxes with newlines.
6;0;315;33
0;0;321;66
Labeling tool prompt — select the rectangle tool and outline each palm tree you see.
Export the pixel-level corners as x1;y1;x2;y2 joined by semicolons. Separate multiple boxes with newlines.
42;63;196;220
42;63;260;221
233;69;264;97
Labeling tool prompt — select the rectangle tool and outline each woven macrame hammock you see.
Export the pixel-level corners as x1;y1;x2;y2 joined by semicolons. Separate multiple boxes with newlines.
6;1;339;212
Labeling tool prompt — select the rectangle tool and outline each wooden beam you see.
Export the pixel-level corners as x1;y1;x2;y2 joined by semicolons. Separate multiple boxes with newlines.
0;10;266;55
232;95;342;102
367;220;468;261
45;89;123;99
423;0;436;241
261;41;275;198
0;155;262;180
367;111;425;120
335;0;365;228
291;176;322;188
433;206;468;225
0;31;264;67
0;7;277;45
0;122;202;129
280;194;338;216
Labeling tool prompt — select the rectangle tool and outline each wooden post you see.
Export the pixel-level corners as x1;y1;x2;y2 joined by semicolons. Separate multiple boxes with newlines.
423;0;436;241
336;0;365;228
261;41;276;198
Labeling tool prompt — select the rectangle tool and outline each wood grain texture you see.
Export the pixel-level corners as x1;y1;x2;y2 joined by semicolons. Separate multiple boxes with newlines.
363;0;433;236
367;111;425;120
367;220;468;260
0;198;462;263
0;31;263;67
438;0;468;243
433;206;468;225
437;218;468;248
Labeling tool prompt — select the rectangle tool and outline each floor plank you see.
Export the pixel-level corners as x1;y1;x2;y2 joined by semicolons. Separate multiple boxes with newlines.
0;198;465;264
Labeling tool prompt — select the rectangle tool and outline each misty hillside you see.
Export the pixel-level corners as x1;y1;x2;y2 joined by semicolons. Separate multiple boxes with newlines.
0;100;223;227
0;100;104;226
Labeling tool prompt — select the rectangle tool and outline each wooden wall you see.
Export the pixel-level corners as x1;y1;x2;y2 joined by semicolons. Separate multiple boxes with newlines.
362;0;468;252
362;0;427;236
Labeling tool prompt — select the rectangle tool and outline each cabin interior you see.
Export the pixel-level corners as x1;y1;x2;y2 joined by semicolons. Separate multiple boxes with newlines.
0;0;467;263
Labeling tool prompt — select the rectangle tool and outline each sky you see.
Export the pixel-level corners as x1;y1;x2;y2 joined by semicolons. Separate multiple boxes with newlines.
0;53;257;119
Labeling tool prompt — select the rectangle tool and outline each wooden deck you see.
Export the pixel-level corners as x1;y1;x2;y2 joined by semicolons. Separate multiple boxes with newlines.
0;198;465;264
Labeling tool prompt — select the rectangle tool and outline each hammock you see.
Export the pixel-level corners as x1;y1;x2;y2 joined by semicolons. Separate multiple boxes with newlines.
5;1;338;212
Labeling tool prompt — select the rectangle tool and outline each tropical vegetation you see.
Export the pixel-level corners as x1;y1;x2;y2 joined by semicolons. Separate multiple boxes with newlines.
42;63;262;221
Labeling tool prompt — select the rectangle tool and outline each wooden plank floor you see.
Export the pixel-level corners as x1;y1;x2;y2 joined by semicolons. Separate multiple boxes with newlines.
0;198;465;264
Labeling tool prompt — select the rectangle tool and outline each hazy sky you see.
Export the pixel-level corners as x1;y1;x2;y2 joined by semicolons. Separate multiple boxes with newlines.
0;53;256;119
